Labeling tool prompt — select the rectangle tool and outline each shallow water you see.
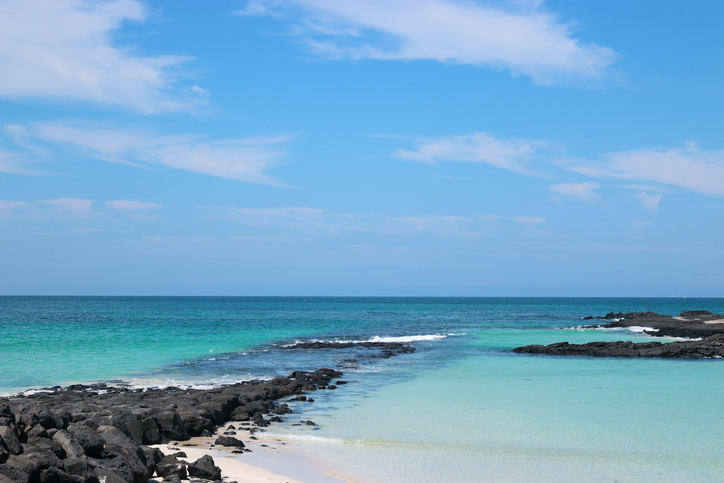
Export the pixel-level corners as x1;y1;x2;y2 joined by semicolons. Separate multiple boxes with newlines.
2;297;724;481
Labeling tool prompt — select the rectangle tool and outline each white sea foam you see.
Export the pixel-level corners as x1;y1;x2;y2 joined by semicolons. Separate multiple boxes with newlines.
264;433;345;444
283;333;456;347
125;374;273;391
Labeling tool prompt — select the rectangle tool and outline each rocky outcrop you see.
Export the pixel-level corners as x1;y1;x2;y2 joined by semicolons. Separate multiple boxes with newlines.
581;310;724;338
514;334;724;358
0;368;345;483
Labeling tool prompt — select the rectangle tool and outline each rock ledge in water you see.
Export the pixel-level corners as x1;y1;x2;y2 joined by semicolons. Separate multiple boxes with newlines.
513;334;724;358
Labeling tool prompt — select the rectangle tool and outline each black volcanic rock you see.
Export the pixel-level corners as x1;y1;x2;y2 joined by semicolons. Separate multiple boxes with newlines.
214;436;244;448
581;310;724;338
186;455;220;481
514;334;724;358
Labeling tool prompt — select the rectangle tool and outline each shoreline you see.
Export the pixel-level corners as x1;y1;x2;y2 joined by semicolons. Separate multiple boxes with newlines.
0;368;358;483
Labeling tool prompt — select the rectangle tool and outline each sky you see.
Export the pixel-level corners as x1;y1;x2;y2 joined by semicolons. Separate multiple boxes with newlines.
1;0;723;296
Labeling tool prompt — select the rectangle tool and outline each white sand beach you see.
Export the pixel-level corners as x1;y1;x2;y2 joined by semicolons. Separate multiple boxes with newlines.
152;423;361;483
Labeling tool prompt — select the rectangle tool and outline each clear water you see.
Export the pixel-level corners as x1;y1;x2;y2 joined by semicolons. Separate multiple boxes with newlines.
2;297;724;482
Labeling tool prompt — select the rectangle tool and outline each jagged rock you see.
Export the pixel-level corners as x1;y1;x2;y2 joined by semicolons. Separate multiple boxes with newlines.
155;455;186;480
93;444;147;483
186;455;220;481
92;468;127;483
138;418;160;446
150;413;187;442
0;463;32;483
39;467;84;483
0;428;22;456
25;438;66;459
65;425;103;458
52;431;84;460
26;427;49;439
178;413;213;437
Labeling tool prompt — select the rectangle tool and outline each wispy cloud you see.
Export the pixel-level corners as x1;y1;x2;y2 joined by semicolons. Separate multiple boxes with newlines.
0;148;42;174
213;205;507;238
0;0;201;113
636;192;663;211
39;198;94;217
215;206;371;235
567;143;724;196
548;181;601;204
247;0;617;85
6;123;290;184
106;200;163;220
394;132;544;175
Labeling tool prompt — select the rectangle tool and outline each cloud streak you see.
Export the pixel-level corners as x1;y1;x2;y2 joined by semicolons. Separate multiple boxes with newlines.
249;0;617;85
394;132;544;175
6;123;290;184
549;181;601;204
0;0;200;112
568;143;724;196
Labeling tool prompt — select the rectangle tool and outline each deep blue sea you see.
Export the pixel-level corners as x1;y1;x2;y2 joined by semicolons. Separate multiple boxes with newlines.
2;297;724;482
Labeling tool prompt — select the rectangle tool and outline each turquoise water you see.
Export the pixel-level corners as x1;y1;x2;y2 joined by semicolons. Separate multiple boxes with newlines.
2;297;724;481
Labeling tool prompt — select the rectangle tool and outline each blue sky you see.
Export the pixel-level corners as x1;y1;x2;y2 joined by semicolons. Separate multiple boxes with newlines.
1;0;723;296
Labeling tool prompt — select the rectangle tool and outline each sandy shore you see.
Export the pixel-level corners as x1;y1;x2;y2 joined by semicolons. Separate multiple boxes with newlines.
152;423;362;483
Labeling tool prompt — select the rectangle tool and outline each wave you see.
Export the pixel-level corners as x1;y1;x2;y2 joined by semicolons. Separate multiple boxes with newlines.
282;333;462;347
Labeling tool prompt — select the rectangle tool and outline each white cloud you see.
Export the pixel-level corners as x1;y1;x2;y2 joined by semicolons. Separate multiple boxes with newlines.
394;132;544;174
219;206;370;235
0;148;42;174
7;123;289;184
40;198;94;216
0;0;200;112
548;181;601;204
384;215;476;237
106;199;163;220
568;143;724;196
636;192;663;211
254;0;617;85
215;206;500;238
106;200;162;211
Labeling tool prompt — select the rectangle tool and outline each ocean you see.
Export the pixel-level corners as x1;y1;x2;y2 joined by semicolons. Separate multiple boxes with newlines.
2;297;723;482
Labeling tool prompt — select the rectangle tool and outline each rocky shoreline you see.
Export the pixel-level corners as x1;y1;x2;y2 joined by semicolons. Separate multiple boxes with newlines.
513;310;724;359
0;368;344;483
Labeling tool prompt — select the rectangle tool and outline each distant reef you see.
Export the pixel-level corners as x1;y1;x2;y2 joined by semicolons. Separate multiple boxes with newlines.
513;310;724;359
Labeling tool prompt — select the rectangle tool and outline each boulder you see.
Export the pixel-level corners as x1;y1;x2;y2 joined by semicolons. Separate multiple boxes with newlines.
0;463;32;483
213;437;244;448
25;427;49;440
25;438;66;459
93;445;147;483
39;467;84;483
178;414;213;437
65;425;103;458
154;456;186;480
92;468;127;483
186;455;220;481
15;448;62;472
138;419;160;446
150;413;187;442
0;427;22;455
51;431;84;460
